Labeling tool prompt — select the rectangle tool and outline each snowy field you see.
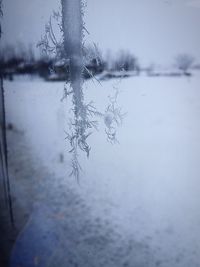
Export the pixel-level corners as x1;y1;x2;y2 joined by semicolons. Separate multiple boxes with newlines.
4;74;200;267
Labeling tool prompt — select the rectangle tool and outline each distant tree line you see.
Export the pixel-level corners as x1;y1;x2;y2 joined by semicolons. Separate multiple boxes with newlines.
0;44;141;81
0;44;51;80
0;43;197;81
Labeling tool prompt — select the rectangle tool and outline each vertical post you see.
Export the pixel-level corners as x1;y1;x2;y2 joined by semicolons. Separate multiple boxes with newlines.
0;1;15;227
0;75;15;227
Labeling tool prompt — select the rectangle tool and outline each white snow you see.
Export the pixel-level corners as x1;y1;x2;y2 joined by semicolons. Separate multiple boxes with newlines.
5;74;200;266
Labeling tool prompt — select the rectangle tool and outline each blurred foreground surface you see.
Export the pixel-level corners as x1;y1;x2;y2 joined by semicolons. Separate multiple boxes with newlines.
3;74;200;266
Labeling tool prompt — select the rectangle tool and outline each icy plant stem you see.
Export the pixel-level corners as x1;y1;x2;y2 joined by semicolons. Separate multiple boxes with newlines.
61;0;85;179
61;0;84;113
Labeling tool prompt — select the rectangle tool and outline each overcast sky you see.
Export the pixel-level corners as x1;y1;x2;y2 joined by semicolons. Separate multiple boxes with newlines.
1;0;200;66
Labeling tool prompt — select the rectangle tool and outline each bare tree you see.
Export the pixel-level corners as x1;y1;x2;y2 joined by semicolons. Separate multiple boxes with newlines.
175;53;194;75
111;50;140;73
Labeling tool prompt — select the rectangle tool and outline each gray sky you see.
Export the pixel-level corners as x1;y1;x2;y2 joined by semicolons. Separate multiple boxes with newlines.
1;0;200;65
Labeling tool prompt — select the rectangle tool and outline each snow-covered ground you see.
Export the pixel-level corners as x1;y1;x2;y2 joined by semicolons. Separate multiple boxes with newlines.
5;73;200;266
